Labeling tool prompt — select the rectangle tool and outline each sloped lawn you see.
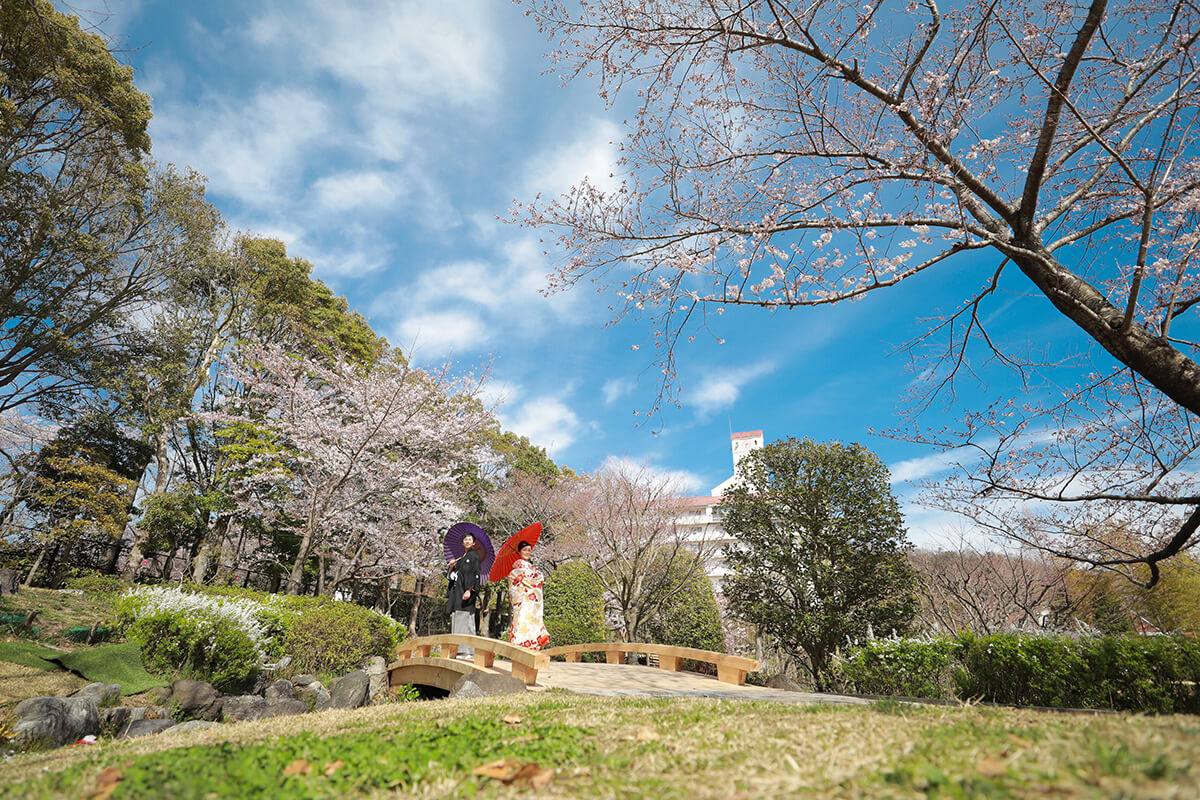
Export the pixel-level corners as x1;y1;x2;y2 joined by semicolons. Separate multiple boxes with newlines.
2;694;1198;799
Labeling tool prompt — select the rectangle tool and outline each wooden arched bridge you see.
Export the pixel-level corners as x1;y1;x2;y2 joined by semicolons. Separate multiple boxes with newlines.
388;635;761;694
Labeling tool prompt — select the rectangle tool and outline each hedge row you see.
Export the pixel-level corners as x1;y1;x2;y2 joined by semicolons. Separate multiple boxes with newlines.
836;632;1200;714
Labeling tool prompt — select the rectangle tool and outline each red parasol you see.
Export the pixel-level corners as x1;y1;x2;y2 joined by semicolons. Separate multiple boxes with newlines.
488;522;542;582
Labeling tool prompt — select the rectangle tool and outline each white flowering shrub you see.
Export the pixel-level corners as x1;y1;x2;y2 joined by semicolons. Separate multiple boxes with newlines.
116;586;287;691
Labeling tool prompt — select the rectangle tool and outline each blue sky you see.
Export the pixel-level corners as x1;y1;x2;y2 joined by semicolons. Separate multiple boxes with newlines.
80;0;1087;547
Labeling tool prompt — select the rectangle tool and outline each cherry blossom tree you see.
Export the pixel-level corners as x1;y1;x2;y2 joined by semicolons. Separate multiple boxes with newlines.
210;341;494;595
554;464;718;643
517;0;1200;583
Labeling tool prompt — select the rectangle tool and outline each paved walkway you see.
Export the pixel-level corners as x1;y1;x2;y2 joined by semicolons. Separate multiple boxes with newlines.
528;661;869;706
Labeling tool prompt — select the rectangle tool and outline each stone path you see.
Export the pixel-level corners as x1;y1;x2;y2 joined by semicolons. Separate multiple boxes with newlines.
527;661;869;706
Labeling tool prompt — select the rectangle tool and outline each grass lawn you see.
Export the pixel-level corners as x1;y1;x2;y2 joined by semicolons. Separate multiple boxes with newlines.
2;693;1197;799
0;587;119;645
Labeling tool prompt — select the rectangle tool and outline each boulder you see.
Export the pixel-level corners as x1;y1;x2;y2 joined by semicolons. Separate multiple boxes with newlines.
170;720;219;734
169;680;221;720
261;698;308;718
0;568;18;596
330;671;370;709
366;656;388;699
100;706;131;731
263;679;295;701
764;674;804;692
219;695;267;723
119;718;178;738
148;686;172;704
296;682;332;712
291;673;320;687
449;673;527;699
140;705;173;720
71;683;121;707
13;696;99;748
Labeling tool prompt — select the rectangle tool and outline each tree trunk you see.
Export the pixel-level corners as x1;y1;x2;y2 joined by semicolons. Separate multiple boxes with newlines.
22;542;49;589
287;526;315;595
123;428;172;578
407;578;424;634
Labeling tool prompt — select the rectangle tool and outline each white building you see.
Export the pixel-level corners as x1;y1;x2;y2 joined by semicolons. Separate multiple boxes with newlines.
677;430;764;591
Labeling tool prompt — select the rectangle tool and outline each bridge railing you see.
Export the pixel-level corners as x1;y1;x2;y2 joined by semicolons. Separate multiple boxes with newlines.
541;642;760;685
393;634;548;685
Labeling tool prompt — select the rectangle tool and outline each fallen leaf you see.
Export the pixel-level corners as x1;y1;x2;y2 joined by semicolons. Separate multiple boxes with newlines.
635;726;660;741
1007;733;1033;748
283;759;313;777
473;758;553;787
324;760;345;777
88;768;123;800
474;758;522;782
502;712;523;725
977;755;1008;777
514;763;553;788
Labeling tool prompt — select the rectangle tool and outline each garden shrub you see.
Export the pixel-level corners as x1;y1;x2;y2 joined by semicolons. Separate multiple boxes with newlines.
642;552;725;653
835;631;1200;713
127;609;260;693
116;585;405;686
64;574;127;596
275;596;401;675
836;637;959;699
543;560;606;649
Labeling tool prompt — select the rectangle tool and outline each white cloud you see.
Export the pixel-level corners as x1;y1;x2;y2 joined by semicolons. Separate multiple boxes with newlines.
395;311;490;357
602;377;635;405
479;380;522;411
598;454;706;495
889;448;971;484
685;361;776;418
152;88;332;208
522;119;622;198
502;397;581;458
311;170;403;212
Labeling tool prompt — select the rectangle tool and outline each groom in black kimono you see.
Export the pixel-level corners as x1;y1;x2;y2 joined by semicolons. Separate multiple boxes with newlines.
447;532;482;658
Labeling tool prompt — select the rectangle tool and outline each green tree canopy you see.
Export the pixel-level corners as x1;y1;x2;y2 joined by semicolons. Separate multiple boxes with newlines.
720;438;918;689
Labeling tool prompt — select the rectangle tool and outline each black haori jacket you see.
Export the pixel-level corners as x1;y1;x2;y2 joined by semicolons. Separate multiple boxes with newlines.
447;548;481;613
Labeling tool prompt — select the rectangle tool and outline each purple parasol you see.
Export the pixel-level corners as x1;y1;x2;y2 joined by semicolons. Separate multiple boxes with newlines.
443;522;495;577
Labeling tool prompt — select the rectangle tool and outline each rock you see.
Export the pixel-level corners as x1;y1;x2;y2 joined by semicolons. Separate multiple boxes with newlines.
140;705;173;720
100;706;131;731
291;674;320;687
263;679;294;701
261;698;308;718
169;680;220;719
149;686;172;704
366;656;388;699
13;696;99;748
330;671;370;709
0;568;18;596
169;720;219;734
764;674;804;692
119;718;178;738
449;673;527;699
296;682;332;712
219;695;267;723
71;683;121;707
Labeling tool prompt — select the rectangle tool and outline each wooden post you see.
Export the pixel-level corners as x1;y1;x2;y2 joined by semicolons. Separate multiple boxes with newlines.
717;664;747;685
473;649;495;668
442;643;459;659
416;644;432;658
658;655;682;672
565;652;582;663
606;649;624;665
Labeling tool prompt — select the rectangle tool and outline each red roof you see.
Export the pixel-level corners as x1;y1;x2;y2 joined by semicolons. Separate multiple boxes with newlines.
678;496;721;508
731;430;762;440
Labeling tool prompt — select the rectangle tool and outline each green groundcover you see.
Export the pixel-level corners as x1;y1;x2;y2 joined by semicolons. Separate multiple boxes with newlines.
50;642;168;695
0;641;63;671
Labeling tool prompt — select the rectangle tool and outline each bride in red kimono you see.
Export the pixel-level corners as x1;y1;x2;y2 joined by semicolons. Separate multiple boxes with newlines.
507;541;550;650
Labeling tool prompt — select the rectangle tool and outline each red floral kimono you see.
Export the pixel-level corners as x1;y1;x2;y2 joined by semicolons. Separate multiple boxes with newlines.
507;557;550;650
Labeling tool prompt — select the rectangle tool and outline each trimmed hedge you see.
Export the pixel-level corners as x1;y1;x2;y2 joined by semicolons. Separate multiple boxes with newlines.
835;632;1200;714
543;560;606;648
